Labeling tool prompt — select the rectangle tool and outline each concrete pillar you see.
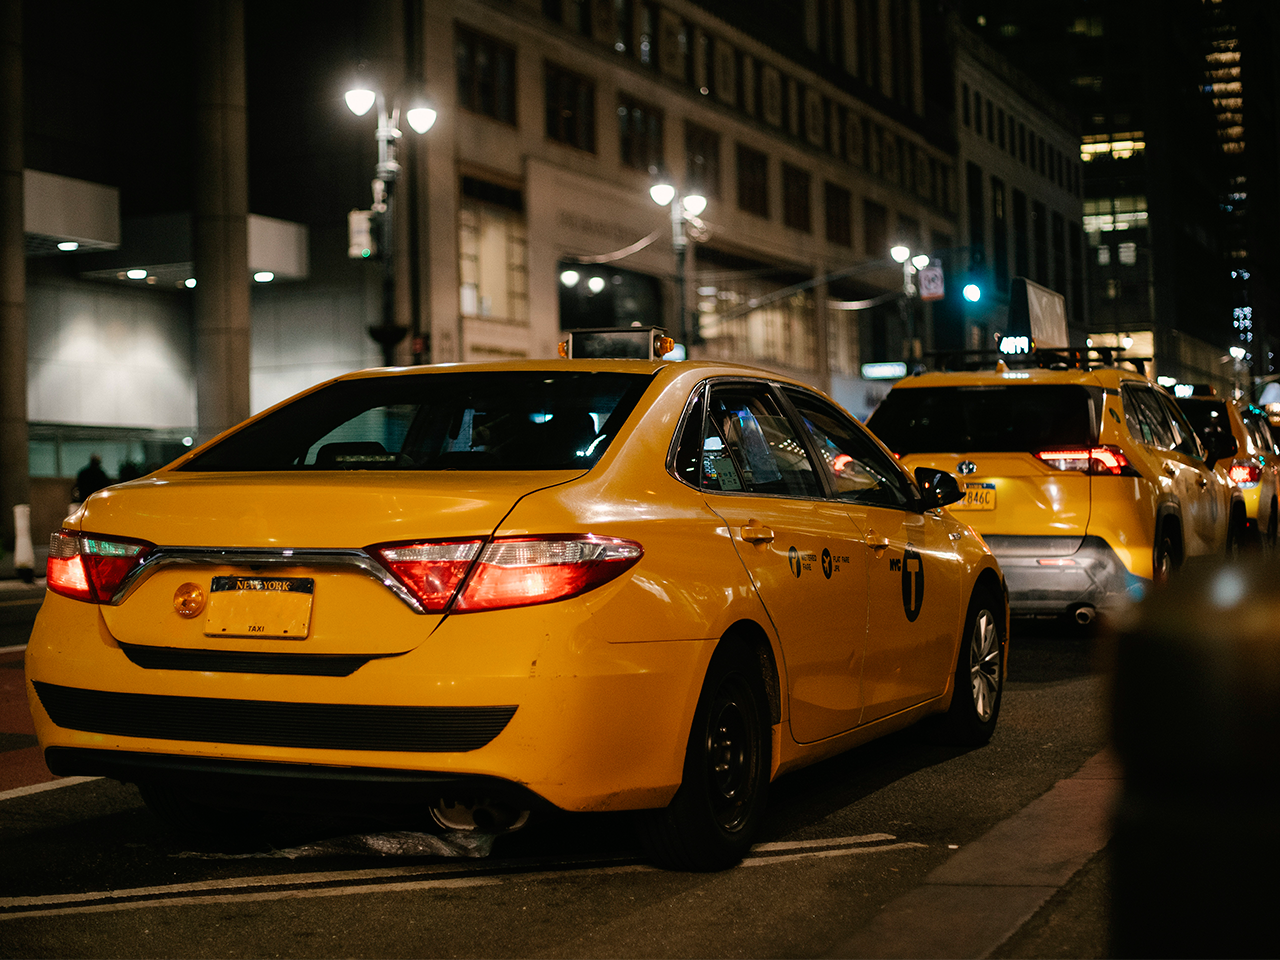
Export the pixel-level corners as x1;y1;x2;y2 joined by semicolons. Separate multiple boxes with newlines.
0;0;30;554
193;0;251;442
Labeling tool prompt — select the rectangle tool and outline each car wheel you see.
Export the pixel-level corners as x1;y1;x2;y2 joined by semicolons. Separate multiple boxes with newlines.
1154;527;1177;584
934;592;1004;746
1227;510;1247;560
640;645;771;871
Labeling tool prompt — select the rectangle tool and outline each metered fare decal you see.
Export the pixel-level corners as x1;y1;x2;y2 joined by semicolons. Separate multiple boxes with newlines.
788;546;851;579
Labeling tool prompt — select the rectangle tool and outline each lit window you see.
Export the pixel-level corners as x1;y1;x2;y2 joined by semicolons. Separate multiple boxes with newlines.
1118;243;1137;265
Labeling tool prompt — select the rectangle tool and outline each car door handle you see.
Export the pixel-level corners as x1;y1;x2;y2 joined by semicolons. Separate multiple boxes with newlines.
1198;475;1209;489
867;532;890;554
740;521;775;544
1163;464;1177;478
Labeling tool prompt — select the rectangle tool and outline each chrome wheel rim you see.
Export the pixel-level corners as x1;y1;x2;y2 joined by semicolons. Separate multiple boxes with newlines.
969;609;1001;723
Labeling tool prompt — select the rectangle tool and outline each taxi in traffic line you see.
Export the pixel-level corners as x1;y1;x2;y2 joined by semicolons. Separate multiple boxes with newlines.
1175;389;1279;550
25;328;1007;871
866;348;1243;625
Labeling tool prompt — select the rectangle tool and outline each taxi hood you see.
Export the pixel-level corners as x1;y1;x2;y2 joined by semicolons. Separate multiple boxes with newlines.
69;471;583;548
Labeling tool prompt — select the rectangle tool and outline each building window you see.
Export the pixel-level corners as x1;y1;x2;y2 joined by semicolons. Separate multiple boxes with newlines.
545;61;596;152
618;93;663;171
824;181;852;247
736;143;769;218
456;25;517;125
685;121;720;198
986;99;995;142
782;163;811;232
1013;189;1029;277
459;178;528;327
973;89;982;135
991;176;1008;289
966;161;985;267
1033;200;1048;284
1053;212;1067;293
864;199;888;259
997;108;1006;150
962;82;971;127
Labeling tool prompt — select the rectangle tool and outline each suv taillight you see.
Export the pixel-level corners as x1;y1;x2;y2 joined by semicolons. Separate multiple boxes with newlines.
1035;445;1137;477
373;535;643;614
1228;461;1261;486
47;531;153;603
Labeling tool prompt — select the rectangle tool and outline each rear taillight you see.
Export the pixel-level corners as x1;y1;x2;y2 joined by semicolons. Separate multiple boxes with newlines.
374;535;643;614
1228;461;1261;486
1035;445;1137;477
47;531;153;603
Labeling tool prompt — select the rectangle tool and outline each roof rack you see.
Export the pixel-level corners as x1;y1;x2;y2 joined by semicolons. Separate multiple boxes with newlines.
925;347;1152;376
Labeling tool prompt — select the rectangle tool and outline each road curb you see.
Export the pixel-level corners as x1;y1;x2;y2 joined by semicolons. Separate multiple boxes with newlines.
829;749;1119;959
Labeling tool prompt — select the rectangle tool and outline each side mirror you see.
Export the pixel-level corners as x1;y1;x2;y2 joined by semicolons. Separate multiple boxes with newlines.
914;467;965;510
1204;431;1237;470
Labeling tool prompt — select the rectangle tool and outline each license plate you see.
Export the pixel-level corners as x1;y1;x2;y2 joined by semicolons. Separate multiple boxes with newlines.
953;481;996;510
204;576;314;639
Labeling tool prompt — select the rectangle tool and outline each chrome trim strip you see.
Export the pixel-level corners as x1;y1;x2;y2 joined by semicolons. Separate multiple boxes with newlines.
111;547;426;613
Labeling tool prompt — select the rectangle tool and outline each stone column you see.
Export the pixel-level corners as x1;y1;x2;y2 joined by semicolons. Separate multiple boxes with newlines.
193;0;251;442
0;0;30;554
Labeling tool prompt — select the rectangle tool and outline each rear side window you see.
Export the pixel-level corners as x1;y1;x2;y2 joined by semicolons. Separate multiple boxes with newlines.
867;384;1101;454
686;383;822;497
1174;398;1232;452
179;371;653;471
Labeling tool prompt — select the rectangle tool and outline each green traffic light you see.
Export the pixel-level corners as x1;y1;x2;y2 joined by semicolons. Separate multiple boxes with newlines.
963;283;981;302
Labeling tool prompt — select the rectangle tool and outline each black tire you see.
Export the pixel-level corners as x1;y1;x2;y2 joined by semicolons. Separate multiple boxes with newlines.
1226;509;1247;560
934;592;1004;746
1154;526;1178;584
640;645;771;871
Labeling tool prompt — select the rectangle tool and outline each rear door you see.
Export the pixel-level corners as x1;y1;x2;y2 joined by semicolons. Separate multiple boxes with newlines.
688;380;870;744
1122;383;1225;557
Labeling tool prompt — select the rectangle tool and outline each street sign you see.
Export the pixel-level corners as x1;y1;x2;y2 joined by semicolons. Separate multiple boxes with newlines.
919;264;944;301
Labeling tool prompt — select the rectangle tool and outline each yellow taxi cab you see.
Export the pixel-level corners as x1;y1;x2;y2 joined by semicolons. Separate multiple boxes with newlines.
1175;390;1279;550
866;348;1242;625
26;328;1007;871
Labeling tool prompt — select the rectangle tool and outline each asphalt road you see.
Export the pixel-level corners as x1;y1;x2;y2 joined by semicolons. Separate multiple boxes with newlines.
0;591;1113;959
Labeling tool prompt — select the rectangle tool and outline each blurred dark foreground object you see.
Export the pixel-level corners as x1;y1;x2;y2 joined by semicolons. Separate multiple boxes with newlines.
1107;556;1280;959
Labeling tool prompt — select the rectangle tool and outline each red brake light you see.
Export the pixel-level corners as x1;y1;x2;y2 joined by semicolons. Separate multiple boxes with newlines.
374;535;643;614
47;531;153;603
374;540;484;612
1228;462;1260;486
1035;445;1133;477
455;536;643;612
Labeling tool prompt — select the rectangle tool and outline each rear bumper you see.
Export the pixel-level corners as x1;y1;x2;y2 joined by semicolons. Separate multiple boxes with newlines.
982;534;1147;617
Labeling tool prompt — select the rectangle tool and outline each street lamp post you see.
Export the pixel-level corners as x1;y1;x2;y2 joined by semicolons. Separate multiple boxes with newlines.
650;181;707;349
345;84;436;366
890;245;931;365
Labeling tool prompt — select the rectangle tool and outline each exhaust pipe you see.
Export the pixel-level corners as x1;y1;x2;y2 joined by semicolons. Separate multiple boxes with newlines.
1074;604;1096;626
429;797;531;834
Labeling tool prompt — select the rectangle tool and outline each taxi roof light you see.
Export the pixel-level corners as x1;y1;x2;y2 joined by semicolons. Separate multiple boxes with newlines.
558;327;675;360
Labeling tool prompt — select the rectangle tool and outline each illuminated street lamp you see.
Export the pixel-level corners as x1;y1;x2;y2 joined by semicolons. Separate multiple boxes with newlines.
650;179;707;349
890;245;931;363
345;81;436;365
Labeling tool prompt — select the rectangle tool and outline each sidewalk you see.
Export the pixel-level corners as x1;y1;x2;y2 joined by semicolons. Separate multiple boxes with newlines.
0;544;48;586
831;750;1118;959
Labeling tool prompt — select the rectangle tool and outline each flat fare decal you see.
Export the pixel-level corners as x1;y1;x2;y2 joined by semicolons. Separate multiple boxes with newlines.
888;546;924;621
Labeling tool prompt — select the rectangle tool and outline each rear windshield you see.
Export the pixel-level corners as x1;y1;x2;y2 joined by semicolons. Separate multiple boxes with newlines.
179;371;654;471
867;384;1102;455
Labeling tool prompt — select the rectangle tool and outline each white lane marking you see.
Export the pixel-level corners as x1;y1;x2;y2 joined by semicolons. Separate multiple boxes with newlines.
751;833;896;851
0;777;100;802
742;841;927;866
0;835;919;920
1;877;501;921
